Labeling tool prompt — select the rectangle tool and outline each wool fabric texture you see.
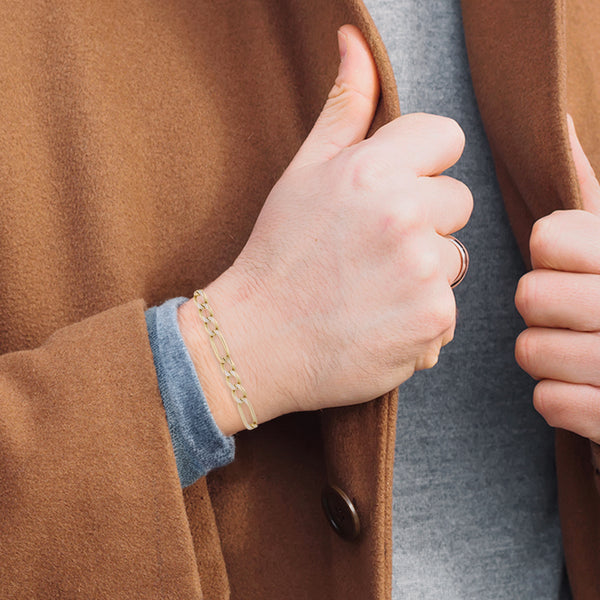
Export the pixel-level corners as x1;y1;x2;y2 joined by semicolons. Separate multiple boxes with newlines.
0;0;600;598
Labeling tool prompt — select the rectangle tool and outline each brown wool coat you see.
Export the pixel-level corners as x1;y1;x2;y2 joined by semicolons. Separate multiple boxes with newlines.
0;0;599;598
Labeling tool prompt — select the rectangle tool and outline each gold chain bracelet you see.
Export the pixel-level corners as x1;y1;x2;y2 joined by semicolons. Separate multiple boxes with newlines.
192;289;258;431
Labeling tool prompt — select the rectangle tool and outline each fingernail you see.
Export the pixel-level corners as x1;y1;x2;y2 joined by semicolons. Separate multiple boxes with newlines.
567;113;576;137
337;29;348;62
567;113;586;155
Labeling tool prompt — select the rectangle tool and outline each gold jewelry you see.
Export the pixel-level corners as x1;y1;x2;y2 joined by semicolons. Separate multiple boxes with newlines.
192;289;258;430
446;235;469;289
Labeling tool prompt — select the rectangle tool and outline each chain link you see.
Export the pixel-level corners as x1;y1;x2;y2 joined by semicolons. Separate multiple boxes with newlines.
192;289;258;430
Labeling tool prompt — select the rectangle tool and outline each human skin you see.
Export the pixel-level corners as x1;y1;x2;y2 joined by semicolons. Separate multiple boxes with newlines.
515;115;600;444
178;25;473;436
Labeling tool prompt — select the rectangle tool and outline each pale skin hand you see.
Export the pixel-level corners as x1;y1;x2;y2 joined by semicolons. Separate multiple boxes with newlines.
515;115;600;444
178;25;473;436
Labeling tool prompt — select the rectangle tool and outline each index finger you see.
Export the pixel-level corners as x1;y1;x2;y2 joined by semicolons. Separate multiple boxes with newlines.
368;112;466;177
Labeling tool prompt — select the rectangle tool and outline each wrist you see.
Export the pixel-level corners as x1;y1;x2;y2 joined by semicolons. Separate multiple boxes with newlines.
177;267;293;435
177;295;243;436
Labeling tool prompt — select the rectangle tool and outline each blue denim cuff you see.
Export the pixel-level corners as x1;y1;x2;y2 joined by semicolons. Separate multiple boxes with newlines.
145;297;235;487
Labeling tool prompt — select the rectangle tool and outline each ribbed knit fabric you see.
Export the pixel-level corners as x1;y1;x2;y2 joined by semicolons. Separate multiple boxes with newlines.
145;297;234;487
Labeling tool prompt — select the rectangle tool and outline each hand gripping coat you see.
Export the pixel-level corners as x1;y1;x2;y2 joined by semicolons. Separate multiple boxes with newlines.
0;0;599;598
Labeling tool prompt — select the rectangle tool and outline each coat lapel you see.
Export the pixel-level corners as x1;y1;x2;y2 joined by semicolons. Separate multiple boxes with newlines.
316;4;401;598
461;0;582;263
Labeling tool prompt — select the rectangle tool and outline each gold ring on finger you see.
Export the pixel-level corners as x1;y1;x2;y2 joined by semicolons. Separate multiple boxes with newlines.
446;235;469;289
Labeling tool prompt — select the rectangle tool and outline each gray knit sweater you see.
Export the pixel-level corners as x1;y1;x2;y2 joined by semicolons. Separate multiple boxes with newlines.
363;1;566;598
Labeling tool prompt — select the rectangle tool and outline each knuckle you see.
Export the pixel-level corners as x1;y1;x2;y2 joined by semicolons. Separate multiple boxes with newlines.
436;299;457;333
401;111;431;127
416;345;441;371
401;112;465;142
341;146;382;193
532;382;548;418
427;293;456;337
329;79;374;107
529;214;556;264
532;381;559;426
439;116;466;149
514;329;536;372
514;273;537;319
408;246;441;283
394;201;426;233
441;324;456;347
441;176;474;226
326;81;375;125
378;203;426;247
456;179;474;217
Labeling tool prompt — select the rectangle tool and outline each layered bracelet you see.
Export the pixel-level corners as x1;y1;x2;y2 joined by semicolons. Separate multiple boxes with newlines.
192;289;258;431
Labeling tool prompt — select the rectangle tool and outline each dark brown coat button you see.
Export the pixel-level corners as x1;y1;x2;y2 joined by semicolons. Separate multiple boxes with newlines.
321;484;360;540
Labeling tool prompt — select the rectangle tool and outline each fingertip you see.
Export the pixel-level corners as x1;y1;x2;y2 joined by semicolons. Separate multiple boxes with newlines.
290;24;380;169
448;116;466;156
567;113;600;215
335;24;380;102
337;28;348;62
567;113;584;158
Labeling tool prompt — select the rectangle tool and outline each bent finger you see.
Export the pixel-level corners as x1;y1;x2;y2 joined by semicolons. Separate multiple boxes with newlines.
530;210;600;273
369;112;466;177
515;327;600;386
534;379;600;444
516;270;600;331
418;175;473;235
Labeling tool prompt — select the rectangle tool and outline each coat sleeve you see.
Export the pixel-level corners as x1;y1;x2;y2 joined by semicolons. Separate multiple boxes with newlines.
0;299;204;598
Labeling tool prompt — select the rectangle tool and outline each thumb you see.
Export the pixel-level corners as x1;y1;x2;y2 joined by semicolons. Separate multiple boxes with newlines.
568;113;600;215
289;24;380;171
